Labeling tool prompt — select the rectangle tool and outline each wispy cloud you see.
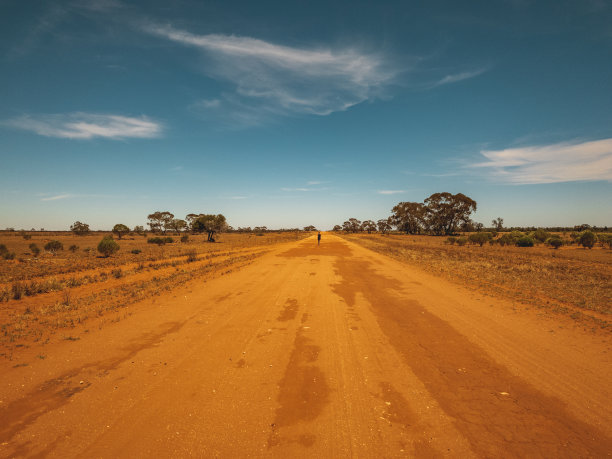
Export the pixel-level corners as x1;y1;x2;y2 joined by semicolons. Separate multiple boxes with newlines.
40;193;116;201
41;194;72;201
3;113;163;139
431;68;487;87
377;190;406;195
144;24;397;122
471;138;612;184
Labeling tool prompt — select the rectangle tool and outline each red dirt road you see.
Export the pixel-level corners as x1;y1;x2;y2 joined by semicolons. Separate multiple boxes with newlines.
1;235;611;457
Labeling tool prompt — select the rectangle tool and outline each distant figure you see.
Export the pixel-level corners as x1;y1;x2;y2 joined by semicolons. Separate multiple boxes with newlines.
317;232;321;245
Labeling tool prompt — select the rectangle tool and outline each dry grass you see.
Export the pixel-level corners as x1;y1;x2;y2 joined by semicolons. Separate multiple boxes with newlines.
340;233;611;329
0;231;307;354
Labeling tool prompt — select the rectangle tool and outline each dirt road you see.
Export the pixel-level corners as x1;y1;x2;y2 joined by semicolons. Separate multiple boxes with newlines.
1;235;611;457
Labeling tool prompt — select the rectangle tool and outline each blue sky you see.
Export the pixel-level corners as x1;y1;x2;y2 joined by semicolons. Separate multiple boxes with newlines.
1;0;611;230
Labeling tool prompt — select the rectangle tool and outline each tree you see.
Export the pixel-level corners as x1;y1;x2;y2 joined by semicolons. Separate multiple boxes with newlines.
332;225;342;232
377;218;392;234
70;221;90;236
97;235;119;257
361;220;377;233
303;225;317;232
112;223;130;239
468;232;492;247
191;214;227;242
342;218;361;233
147;211;174;234
391;202;426;234
169;219;187;234
492;217;504;231
133;225;145;235
424;192;477;236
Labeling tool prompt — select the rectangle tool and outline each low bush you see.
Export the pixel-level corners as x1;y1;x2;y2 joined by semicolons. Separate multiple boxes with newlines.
579;231;596;249
186;250;197;263
69;244;79;252
97;236;120;257
44;240;63;253
547;236;563;249
468;232;492;247
29;243;40;257
516;236;535;247
180;234;189;243
131;249;142;254
456;236;468;246
532;229;551;243
446;236;457;245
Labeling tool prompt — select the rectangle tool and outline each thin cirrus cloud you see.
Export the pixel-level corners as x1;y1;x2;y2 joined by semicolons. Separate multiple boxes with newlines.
471;137;612;184
4;113;163;139
431;68;487;87
144;24;398;121
377;190;406;195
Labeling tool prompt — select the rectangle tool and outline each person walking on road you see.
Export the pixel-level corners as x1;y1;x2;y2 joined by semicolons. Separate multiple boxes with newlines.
317;232;321;246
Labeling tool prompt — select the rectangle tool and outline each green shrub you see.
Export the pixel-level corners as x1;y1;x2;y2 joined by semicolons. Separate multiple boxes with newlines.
29;243;40;257
131;249;142;254
69;244;79;252
547;236;563;249
532;229;551;243
147;237;166;245
44;240;63;253
579;231;596;249
164;237;174;243
180;234;189;243
456;236;468;246
516;236;534;247
97;236;120;257
468;232;492;247
0;244;15;260
446;236;457;245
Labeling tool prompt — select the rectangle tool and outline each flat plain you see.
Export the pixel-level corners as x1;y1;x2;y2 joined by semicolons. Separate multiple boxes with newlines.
0;233;610;457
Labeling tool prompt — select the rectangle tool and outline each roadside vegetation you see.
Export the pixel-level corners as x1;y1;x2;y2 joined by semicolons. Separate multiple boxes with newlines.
0;215;310;355
331;193;610;329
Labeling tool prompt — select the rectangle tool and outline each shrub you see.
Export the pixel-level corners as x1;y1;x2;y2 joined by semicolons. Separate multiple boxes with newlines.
164;237;174;243
186;250;197;262
69;244;79;253
111;268;122;278
532;229;551;243
547;236;563;249
456;236;468;246
44;240;63;253
22;233;32;240
0;244;15;260
180;234;189;243
579;231;596;249
0;244;7;255
11;282;23;300
131;249;142;254
29;243;40;257
598;234;612;249
516;236;534;247
468;232;492;247
97;236;120;257
148;237;166;245
446;236;457;245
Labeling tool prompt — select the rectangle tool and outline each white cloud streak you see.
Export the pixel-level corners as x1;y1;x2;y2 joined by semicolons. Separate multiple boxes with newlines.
144;24;396;120
4;113;163;139
377;190;406;195
431;68;487;87
41;194;73;201
471;138;612;184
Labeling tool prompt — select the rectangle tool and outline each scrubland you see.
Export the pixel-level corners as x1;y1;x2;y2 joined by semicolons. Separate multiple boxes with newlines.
0;231;305;356
340;233;611;329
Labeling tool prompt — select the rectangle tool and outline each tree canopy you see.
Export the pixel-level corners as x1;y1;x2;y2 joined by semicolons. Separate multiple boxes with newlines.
190;214;227;242
112;223;130;239
70;221;90;236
